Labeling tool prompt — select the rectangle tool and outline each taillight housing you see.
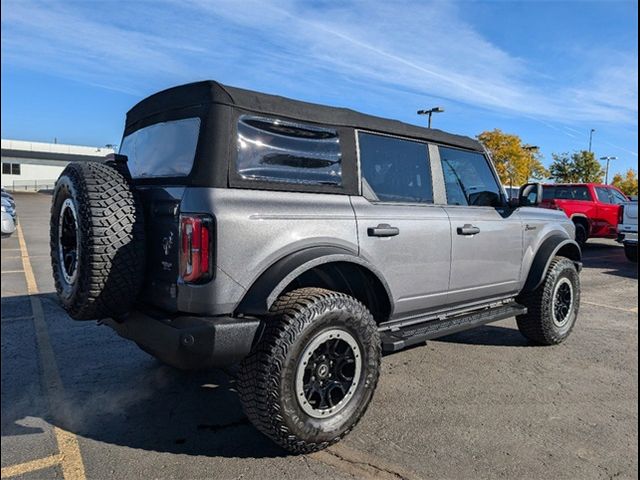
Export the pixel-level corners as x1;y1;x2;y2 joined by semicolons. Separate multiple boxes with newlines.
618;205;625;225
180;214;214;284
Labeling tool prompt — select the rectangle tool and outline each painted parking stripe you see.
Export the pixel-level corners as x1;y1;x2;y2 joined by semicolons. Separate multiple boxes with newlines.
1;455;62;478
583;300;638;313
10;223;87;480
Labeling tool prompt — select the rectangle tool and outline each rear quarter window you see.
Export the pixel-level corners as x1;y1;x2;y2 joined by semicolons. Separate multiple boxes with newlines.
236;115;342;186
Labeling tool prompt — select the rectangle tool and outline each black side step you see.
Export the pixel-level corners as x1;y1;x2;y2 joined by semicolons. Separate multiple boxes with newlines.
380;303;527;353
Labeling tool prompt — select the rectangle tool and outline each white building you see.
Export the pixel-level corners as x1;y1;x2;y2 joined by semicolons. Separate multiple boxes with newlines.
1;139;114;191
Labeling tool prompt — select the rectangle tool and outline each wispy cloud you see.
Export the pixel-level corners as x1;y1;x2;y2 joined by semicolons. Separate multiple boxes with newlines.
1;0;637;127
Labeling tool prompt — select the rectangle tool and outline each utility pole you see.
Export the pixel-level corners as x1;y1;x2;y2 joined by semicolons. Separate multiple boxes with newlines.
417;107;444;128
588;129;595;153
600;156;617;184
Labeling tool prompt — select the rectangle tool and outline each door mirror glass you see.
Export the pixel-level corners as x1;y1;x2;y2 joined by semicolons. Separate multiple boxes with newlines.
518;183;543;207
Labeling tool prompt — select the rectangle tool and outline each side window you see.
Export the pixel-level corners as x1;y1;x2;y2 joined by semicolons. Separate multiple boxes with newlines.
236;115;342;186
552;186;591;201
609;188;629;204
439;147;502;207
357;132;433;203
595;187;612;204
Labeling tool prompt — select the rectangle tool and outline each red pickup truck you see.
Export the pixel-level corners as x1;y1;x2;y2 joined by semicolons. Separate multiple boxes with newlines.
540;183;630;246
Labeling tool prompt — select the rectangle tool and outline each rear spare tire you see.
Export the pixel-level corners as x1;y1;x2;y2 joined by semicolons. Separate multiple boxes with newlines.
50;162;145;320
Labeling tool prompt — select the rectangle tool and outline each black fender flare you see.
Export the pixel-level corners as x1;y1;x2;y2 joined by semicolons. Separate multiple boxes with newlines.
521;235;582;293
235;245;393;316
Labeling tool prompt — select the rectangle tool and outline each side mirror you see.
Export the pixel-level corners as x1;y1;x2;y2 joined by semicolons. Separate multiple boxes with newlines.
518;183;543;207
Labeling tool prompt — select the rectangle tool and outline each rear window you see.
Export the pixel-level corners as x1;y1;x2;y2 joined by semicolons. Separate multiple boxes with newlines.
543;186;591;201
119;117;200;178
236;115;342;186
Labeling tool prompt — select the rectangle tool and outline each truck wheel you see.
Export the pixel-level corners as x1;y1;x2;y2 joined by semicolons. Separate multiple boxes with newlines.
50;162;145;320
624;243;638;262
574;223;588;248
516;256;580;345
238;287;381;453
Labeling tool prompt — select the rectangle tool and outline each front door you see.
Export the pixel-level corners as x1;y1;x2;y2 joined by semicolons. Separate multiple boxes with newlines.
437;146;523;306
352;132;451;320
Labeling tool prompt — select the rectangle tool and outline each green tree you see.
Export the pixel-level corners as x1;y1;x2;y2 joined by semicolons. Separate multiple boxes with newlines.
549;153;578;183
549;150;603;183
477;129;548;186
611;169;638;196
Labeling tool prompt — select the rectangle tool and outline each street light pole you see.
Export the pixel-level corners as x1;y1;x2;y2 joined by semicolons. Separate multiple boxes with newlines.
417;107;444;128
588;129;595;153
523;144;539;182
600;156;617;184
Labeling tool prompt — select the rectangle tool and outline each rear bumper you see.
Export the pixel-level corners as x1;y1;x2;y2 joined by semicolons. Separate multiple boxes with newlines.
104;310;262;370
617;231;638;244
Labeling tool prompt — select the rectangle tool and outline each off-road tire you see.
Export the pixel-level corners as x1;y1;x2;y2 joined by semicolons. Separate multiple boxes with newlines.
624;243;638;262
516;256;580;345
50;162;145;320
574;223;588;248
237;288;381;453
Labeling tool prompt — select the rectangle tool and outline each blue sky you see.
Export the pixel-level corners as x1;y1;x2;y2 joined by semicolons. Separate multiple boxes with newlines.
1;0;638;177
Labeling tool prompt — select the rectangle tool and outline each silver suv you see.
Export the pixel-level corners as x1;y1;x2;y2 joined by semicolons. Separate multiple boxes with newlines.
50;81;582;453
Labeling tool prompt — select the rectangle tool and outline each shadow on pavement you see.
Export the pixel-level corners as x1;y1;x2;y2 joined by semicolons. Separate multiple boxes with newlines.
1;293;288;459
580;242;638;280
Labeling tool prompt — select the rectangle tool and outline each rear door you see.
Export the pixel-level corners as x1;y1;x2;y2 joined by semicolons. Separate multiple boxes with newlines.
120;117;201;311
595;187;625;236
436;146;523;306
351;132;451;319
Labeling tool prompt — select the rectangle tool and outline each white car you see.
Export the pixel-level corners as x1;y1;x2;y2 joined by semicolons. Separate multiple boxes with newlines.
1;196;16;236
618;200;638;262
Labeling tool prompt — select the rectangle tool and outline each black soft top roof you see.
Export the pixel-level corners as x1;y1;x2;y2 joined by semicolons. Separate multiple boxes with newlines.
126;81;483;152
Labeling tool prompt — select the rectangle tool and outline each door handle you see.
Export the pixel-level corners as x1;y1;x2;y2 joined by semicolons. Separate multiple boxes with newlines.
457;224;480;236
368;224;400;237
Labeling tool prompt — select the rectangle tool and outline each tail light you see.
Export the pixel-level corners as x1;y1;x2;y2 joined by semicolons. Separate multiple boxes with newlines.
180;214;214;284
618;205;625;225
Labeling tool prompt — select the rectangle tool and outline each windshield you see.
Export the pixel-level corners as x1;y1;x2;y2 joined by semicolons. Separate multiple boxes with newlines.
119;117;200;178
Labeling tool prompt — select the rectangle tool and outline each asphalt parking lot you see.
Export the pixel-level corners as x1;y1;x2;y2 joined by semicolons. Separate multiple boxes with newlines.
2;192;638;480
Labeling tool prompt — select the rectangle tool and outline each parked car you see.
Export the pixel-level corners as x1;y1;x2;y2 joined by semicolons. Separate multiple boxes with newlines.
49;81;582;453
539;183;630;247
1;188;15;208
617;200;638;262
1;196;16;236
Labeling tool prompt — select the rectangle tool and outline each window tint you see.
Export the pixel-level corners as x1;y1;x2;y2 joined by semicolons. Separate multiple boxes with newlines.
595;187;612;203
358;132;433;203
439;147;502;207
236;116;341;186
543;185;591;201
119;117;200;178
609;188;629;204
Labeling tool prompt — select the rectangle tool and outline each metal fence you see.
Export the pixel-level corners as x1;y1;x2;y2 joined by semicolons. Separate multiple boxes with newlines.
3;180;58;192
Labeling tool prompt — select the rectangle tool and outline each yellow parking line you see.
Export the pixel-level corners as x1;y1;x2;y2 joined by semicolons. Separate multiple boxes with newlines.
583;300;638;314
15;224;87;480
1;454;62;478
